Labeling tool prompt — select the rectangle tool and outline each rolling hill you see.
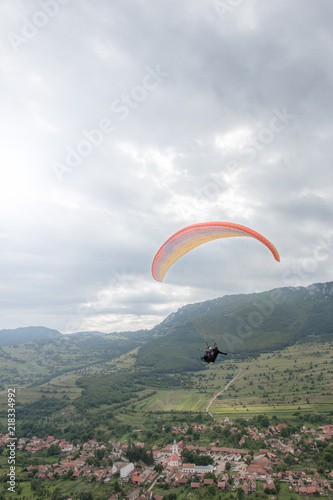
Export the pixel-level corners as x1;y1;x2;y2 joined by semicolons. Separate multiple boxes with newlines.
0;282;332;376
0;326;61;346
0;281;332;443
135;281;333;371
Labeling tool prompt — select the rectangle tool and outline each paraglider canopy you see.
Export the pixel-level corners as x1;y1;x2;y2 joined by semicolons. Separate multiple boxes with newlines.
152;221;280;282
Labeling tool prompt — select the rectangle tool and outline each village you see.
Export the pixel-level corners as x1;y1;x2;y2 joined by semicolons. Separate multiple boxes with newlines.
1;417;333;498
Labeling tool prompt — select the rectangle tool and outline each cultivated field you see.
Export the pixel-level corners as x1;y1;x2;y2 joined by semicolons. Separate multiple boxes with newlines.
0;341;332;427
136;341;333;418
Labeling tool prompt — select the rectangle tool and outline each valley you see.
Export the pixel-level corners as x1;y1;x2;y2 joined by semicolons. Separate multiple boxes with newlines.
0;282;332;498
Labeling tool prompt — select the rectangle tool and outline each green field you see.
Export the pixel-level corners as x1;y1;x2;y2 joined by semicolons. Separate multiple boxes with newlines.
0;341;332;436
131;341;333;419
0;341;332;498
135;390;210;412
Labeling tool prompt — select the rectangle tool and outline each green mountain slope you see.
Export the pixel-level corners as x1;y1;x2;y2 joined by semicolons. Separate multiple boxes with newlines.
0;326;61;346
135;282;333;371
0;282;332;378
1;281;332;443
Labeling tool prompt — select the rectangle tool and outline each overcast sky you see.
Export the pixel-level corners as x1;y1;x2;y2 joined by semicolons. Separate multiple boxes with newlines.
1;0;332;334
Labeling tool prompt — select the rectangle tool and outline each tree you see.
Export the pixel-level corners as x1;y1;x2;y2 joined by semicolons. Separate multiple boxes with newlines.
204;472;217;481
276;462;287;473
236;487;244;499
51;488;65;500
257;414;270;428
64;469;74;479
47;444;61;456
165;494;176;500
114;479;121;492
207;485;217;496
95;448;105;460
16;485;23;496
126;443;154;465
154;463;163;474
75;491;93;500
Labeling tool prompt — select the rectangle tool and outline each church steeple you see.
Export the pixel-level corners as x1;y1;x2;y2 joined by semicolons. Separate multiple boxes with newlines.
172;439;178;454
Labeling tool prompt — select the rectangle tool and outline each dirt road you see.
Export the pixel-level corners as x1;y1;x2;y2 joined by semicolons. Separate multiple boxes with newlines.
206;368;243;417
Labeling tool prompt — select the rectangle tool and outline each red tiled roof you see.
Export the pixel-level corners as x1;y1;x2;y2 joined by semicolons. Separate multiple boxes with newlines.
247;465;267;474
132;475;143;483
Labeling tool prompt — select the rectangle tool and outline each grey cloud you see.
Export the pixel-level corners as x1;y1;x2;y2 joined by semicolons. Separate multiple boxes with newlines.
0;0;332;332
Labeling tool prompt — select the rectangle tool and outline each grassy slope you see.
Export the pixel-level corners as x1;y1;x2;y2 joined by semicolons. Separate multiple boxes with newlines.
0;282;332;437
0;340;332;435
142;282;333;363
0;342;332;500
121;341;333;422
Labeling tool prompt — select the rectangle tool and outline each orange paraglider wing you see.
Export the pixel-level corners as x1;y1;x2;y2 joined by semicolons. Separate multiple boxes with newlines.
152;221;280;282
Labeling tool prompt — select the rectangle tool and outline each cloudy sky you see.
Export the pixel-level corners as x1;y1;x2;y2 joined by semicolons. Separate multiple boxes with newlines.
1;0;332;334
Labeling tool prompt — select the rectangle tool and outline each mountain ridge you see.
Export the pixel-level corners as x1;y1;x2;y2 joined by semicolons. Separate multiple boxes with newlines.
0;281;332;354
135;281;333;371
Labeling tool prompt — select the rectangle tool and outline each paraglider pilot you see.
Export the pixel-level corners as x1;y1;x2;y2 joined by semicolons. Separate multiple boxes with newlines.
201;345;227;363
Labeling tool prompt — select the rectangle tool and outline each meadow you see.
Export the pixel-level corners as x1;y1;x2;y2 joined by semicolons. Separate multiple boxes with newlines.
0;341;332;499
130;341;333;420
0;340;332;440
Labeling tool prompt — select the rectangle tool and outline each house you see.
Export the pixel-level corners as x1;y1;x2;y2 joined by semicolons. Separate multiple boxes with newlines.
194;465;214;474
306;486;317;495
132;475;143;485
126;490;140;500
182;464;195;473
247;464;267;476
36;473;47;480
239;484;249;494
72;470;82;480
263;483;275;492
23;465;37;473
138;493;152;500
112;462;135;478
298;486;308;495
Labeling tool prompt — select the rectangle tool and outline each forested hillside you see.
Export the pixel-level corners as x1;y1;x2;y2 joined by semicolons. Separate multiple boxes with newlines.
136;282;333;371
0;281;332;448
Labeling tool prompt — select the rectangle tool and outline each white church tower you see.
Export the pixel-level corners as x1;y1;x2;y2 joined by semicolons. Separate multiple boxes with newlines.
168;439;181;467
172;439;179;455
